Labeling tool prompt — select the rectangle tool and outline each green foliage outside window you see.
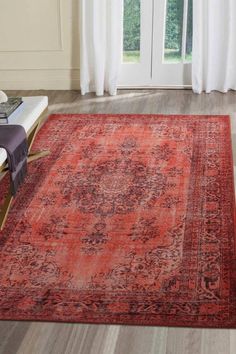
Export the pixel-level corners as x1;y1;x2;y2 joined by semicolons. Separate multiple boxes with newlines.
186;0;193;56
123;0;192;63
164;0;192;61
123;0;141;52
165;0;183;52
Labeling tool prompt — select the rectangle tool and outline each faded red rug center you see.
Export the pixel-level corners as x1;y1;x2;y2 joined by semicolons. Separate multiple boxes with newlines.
0;114;235;328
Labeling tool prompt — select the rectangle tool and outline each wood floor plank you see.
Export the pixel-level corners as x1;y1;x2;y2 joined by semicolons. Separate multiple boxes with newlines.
1;89;236;354
166;328;202;354
0;321;30;354
230;330;236;354
16;323;60;354
200;330;230;354
114;326;168;354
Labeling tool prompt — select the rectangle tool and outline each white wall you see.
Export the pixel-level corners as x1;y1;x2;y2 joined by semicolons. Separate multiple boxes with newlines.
0;0;80;90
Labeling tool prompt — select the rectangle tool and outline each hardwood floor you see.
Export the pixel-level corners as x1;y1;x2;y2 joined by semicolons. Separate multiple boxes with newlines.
1;89;236;354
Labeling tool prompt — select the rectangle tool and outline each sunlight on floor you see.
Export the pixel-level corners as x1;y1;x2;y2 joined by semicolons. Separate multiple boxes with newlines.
49;91;165;111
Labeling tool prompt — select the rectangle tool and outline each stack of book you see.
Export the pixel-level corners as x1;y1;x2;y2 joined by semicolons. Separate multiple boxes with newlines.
0;97;24;124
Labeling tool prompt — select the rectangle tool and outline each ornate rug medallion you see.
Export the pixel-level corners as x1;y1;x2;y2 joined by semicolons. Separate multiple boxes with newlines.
59;158;169;216
0;114;235;328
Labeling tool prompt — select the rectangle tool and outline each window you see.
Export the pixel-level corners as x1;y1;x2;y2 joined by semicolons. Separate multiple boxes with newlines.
164;0;193;62
123;0;141;63
120;0;193;87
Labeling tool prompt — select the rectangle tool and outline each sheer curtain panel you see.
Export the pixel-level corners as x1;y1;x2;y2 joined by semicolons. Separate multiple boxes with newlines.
80;0;123;96
192;0;236;93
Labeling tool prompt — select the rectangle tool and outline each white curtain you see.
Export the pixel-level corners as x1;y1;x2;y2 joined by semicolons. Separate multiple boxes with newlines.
192;0;236;94
79;0;123;96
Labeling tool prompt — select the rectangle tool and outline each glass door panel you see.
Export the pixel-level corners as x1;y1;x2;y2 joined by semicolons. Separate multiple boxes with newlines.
118;0;153;86
123;0;141;63
164;0;193;63
119;0;193;87
185;0;193;61
164;0;184;63
152;0;192;86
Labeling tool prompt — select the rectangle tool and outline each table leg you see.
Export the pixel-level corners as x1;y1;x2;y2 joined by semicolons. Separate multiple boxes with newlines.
28;150;50;163
0;192;14;231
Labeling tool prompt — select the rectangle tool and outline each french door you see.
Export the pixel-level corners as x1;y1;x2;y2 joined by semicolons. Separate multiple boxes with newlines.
119;0;193;88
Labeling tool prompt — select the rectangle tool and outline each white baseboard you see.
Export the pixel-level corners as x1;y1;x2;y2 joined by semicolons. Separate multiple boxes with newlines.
0;70;192;91
0;69;80;90
117;85;192;90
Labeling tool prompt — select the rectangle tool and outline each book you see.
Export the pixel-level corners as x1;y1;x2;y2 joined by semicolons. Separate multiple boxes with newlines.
0;101;25;124
0;97;23;119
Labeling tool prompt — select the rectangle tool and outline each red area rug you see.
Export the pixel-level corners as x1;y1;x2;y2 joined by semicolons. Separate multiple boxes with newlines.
0;114;235;328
